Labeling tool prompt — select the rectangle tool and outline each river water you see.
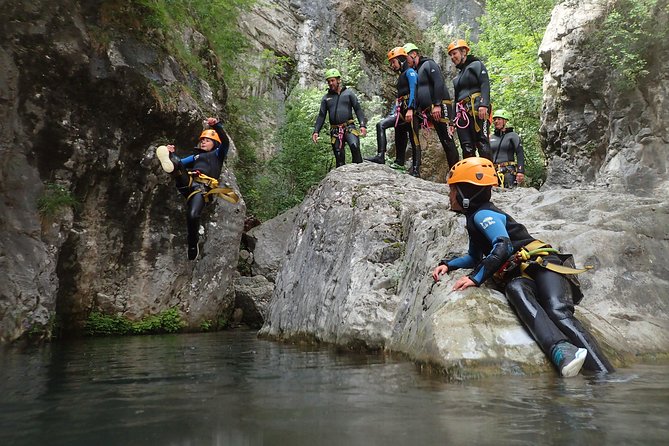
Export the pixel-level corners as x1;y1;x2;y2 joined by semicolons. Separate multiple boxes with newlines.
1;330;667;446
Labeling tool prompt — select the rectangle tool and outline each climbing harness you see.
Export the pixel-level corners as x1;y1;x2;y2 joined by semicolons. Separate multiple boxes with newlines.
495;240;593;282
186;171;239;204
394;95;408;127
330;119;359;146
494;161;518;188
454;93;487;131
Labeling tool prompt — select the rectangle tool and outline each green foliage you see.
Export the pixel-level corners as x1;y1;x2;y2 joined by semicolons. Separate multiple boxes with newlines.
476;0;557;187
85;308;185;336
587;0;667;90
244;47;384;221
244;86;332;221
37;183;78;217
200;320;213;331
324;48;366;89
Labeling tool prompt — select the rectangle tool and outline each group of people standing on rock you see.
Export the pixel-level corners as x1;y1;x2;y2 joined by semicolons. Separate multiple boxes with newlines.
312;39;525;187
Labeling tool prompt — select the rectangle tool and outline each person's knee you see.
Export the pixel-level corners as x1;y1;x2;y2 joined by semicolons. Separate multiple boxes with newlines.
461;142;476;157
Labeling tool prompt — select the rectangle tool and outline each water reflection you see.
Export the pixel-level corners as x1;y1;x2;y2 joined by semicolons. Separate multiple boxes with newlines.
1;331;667;446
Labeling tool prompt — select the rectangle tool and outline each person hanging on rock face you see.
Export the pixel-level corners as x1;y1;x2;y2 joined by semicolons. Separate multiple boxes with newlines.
432;157;614;377
365;46;421;175
155;117;238;261
489;109;525;188
312;69;368;168
403;42;460;174
448;39;492;160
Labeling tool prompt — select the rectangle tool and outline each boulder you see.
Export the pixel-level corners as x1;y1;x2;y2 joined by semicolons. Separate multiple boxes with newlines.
259;163;669;376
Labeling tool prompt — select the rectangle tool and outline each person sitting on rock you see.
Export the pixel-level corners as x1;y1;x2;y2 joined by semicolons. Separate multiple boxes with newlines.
432;157;614;377
156;117;235;261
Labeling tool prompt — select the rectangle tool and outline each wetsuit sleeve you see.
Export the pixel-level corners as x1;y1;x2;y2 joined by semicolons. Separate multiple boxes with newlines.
428;60;445;105
512;133;525;173
351;92;367;128
180;154;195;166
477;62;491;108
406;69;418;110
313;96;328;133
440;240;480;271
468;209;514;286
212;121;229;161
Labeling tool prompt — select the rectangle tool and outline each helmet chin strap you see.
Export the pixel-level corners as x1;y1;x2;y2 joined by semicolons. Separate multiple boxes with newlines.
456;184;484;209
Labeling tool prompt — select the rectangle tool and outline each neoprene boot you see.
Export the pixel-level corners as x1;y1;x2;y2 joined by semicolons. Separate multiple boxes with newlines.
551;341;587;377
365;152;386;164
156;145;174;173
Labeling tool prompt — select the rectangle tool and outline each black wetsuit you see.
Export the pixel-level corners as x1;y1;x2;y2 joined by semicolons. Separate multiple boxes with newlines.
375;62;419;166
490;127;525;188
415;56;459;168
441;201;614;374
171;122;229;250
452;55;491;159
313;86;367;167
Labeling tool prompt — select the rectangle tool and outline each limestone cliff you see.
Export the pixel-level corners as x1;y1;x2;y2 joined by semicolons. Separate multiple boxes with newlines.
0;1;245;341
540;0;669;194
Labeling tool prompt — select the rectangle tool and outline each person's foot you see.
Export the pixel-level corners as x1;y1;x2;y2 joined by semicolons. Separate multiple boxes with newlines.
364;153;385;164
187;243;199;261
389;161;406;171
156;145;174;173
410;166;420;177
551;342;588;377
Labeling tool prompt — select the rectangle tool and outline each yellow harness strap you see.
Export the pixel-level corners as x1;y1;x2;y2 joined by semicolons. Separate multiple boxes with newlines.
517;240;592;278
186;172;240;204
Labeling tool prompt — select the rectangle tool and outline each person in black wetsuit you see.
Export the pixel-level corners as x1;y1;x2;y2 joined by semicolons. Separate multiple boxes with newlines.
312;69;368;168
489;109;525;188
448;39;492;160
365;46;420;174
156;117;232;261
404;42;459;172
432;157;614;377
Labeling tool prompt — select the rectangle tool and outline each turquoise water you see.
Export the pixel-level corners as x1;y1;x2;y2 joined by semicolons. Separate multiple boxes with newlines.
1;330;667;445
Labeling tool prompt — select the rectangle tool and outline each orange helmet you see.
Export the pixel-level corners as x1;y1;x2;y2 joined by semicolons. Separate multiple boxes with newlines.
447;39;470;54
387;46;407;61
447;157;498;186
199;129;221;144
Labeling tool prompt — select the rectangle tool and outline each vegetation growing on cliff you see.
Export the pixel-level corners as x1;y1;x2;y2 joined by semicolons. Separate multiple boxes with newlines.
85;308;186;336
586;0;668;90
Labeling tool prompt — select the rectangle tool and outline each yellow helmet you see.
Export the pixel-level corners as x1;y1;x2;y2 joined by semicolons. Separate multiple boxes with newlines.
387;46;407;61
199;129;221;144
447;157;498;186
447;39;470;54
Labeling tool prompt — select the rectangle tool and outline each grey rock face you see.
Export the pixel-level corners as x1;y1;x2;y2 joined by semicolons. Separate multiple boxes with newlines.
0;1;244;341
539;0;669;195
260;164;668;376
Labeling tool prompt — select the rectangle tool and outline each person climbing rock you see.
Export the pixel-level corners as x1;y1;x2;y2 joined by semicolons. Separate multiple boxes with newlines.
448;39;492;160
404;42;459;174
489;109;525;188
432;157;614;377
365;46;420;173
155;117;238;261
312;69;367;168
